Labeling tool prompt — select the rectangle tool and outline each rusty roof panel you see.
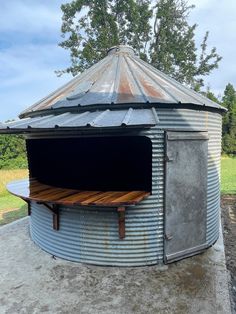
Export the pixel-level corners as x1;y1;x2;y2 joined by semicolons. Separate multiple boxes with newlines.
19;45;225;118
0;108;158;133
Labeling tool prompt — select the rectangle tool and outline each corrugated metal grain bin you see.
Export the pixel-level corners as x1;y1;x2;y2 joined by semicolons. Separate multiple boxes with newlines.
1;45;226;266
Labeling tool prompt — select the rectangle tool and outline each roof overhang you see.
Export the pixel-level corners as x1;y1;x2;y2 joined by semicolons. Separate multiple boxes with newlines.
0;108;159;134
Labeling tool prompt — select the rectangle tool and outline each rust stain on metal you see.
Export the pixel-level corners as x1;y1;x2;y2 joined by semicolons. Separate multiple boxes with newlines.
118;206;126;239
33;60;113;111
140;77;164;100
34;81;79;111
117;70;135;103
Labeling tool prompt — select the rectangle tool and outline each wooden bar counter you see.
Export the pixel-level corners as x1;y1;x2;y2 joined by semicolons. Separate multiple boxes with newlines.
7;178;150;239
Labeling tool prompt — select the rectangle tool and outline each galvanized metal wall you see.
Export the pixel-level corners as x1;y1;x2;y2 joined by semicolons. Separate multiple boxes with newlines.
30;108;222;265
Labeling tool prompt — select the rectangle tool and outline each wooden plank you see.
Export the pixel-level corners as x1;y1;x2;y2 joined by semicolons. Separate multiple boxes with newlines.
36;190;78;202
34;186;72;197
80;191;120;205
110;191;149;204
88;192;128;206
87;192;136;206
60;191;102;205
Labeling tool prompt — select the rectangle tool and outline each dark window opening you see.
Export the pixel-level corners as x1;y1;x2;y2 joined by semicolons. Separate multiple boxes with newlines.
26;136;152;192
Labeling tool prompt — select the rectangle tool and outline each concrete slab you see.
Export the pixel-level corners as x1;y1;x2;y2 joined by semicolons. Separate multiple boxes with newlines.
0;218;231;314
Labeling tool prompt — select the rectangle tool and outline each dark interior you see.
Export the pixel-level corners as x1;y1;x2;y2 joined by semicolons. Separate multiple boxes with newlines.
26;136;152;192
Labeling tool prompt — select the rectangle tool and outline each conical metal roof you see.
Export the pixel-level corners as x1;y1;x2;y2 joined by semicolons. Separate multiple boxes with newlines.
20;45;225;118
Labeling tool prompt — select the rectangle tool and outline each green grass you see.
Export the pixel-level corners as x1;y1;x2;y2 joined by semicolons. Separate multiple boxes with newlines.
0;169;28;225
221;156;236;195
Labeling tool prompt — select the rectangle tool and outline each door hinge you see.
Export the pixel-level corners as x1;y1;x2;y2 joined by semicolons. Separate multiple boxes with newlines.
165;156;173;162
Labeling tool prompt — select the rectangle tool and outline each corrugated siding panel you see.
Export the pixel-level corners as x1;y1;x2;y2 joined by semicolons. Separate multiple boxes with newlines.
157;108;222;245
30;128;165;266
0;108;158;132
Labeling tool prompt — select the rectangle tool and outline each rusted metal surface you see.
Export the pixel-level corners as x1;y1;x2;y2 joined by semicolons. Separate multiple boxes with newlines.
26;200;31;216
52;205;60;231
118;206;126;239
18;45;225;118
37;202;60;231
0;108;159;133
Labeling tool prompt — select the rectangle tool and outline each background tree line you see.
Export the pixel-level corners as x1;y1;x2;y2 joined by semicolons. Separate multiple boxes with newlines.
205;83;236;155
221;84;236;155
0;0;235;169
0;134;27;169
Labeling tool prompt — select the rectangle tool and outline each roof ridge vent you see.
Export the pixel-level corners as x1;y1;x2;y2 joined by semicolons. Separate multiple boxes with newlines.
107;45;135;56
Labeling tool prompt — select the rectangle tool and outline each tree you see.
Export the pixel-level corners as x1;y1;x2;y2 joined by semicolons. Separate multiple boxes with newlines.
0;135;27;169
58;0;152;76
221;83;236;155
150;0;221;89
201;85;220;103
58;0;221;88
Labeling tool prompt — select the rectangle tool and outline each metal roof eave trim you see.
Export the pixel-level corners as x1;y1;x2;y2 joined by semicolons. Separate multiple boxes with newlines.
19;102;226;119
0;124;156;135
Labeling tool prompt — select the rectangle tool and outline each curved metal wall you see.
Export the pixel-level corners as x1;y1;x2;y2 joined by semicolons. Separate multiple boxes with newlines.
30;108;222;265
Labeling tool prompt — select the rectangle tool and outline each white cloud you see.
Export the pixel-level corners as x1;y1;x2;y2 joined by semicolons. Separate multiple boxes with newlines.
0;0;72;122
190;0;212;10
0;0;63;34
0;44;69;87
0;42;70;120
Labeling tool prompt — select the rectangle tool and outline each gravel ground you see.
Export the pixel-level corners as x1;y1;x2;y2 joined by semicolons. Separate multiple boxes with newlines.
222;195;236;313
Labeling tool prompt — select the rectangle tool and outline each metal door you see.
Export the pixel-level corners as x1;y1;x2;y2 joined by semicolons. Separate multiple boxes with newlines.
164;131;208;263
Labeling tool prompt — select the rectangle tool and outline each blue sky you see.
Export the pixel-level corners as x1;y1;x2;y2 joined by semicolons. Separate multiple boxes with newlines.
0;0;235;122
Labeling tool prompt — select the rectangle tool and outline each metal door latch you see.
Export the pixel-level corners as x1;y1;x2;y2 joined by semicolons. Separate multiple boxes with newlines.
165;233;173;240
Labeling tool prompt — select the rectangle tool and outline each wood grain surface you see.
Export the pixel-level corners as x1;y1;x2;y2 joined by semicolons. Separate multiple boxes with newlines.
7;178;150;207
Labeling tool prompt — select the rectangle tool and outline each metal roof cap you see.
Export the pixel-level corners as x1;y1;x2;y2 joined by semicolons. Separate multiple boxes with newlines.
107;45;135;56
